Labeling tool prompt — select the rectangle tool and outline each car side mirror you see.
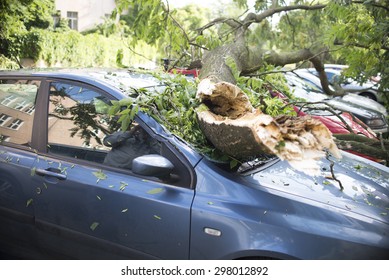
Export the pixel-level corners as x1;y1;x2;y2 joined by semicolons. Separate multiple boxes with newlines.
132;154;174;178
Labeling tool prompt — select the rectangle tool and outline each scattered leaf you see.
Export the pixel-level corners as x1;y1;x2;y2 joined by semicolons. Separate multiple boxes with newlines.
90;222;99;231
147;188;164;195
26;198;33;207
121;208;128;213
96;195;101;200
380;212;387;216
92;170;107;183
119;182;128;191
354;164;363;170
154;215;162;220
30;167;36;176
364;198;373;206
230;159;238;169
207;202;214;205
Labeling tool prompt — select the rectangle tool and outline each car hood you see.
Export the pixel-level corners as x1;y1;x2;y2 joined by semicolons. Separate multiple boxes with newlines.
341;94;387;116
240;152;389;225
325;98;382;119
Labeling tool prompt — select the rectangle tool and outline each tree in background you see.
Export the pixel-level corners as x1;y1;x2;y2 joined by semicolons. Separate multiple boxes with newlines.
111;0;389;165
0;0;55;66
1;0;388;165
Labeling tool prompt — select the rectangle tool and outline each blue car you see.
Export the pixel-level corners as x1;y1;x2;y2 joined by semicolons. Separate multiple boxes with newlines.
0;69;388;259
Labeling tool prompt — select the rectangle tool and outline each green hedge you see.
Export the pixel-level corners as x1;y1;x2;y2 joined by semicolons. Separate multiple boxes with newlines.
17;28;157;68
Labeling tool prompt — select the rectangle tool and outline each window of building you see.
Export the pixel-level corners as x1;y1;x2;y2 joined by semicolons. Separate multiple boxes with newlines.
0;80;39;146
14;100;30;111
67;11;78;30
25;105;35;114
0;114;11;126
7;119;23;130
1;95;17;107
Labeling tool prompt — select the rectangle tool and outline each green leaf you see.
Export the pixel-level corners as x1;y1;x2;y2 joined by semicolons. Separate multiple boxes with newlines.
153;215;162;220
90;222;99;231
354;164;363;170
147;188;164;194
26;198;33;207
230;159;238;169
121;208;128;213
92;170;107;181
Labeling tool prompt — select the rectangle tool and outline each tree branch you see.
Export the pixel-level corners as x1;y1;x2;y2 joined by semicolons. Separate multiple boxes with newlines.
351;0;389;12
242;4;327;28
334;40;389;51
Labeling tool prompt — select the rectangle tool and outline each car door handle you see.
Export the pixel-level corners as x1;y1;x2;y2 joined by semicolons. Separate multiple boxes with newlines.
35;168;67;180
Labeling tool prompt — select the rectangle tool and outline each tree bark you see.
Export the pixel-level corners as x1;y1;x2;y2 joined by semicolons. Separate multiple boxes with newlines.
194;3;386;169
334;134;389;164
196;77;341;174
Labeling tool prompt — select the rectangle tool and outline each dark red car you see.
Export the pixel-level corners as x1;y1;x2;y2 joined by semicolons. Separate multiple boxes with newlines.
270;88;382;163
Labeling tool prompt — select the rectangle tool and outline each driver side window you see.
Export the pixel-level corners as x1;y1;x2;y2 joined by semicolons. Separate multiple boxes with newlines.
47;81;116;162
47;81;162;167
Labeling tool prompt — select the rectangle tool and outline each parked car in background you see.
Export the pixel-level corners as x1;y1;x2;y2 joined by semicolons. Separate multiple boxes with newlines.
1;69;389;260
305;67;385;103
268;86;383;163
169;68;199;78
287;71;389;136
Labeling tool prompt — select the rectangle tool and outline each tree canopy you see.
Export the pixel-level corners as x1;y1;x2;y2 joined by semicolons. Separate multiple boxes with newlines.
113;0;388;100
111;0;389;165
1;0;388;165
0;0;55;64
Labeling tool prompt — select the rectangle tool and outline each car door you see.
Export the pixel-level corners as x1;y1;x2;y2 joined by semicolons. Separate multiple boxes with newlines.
30;78;195;259
0;77;44;257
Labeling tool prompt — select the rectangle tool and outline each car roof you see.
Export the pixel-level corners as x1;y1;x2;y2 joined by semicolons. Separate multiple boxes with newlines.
0;68;165;98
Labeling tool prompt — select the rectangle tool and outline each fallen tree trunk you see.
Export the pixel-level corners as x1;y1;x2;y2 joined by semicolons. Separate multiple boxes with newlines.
334;134;389;164
196;77;341;174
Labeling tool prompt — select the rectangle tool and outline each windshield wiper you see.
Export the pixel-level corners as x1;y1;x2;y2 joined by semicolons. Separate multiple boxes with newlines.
238;155;279;175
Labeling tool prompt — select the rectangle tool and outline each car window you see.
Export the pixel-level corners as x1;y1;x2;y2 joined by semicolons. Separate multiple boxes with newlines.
326;72;337;83
47;81;117;162
46;80;191;188
0;79;39;146
47;81;163;167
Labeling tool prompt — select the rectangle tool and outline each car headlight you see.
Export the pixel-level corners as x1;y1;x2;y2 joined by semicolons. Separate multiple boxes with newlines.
366;118;385;127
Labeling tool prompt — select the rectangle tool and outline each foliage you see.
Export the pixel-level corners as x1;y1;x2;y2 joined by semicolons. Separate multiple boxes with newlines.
107;73;213;155
115;0;227;67
276;8;329;54
0;55;19;70
0;26;157;69
106;70;296;160
0;0;55;61
324;1;389;95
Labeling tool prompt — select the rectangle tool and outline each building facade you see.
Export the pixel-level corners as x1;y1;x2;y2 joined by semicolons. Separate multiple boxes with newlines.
55;0;117;32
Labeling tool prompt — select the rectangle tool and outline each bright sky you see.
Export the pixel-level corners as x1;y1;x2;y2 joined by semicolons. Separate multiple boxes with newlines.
168;0;232;8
